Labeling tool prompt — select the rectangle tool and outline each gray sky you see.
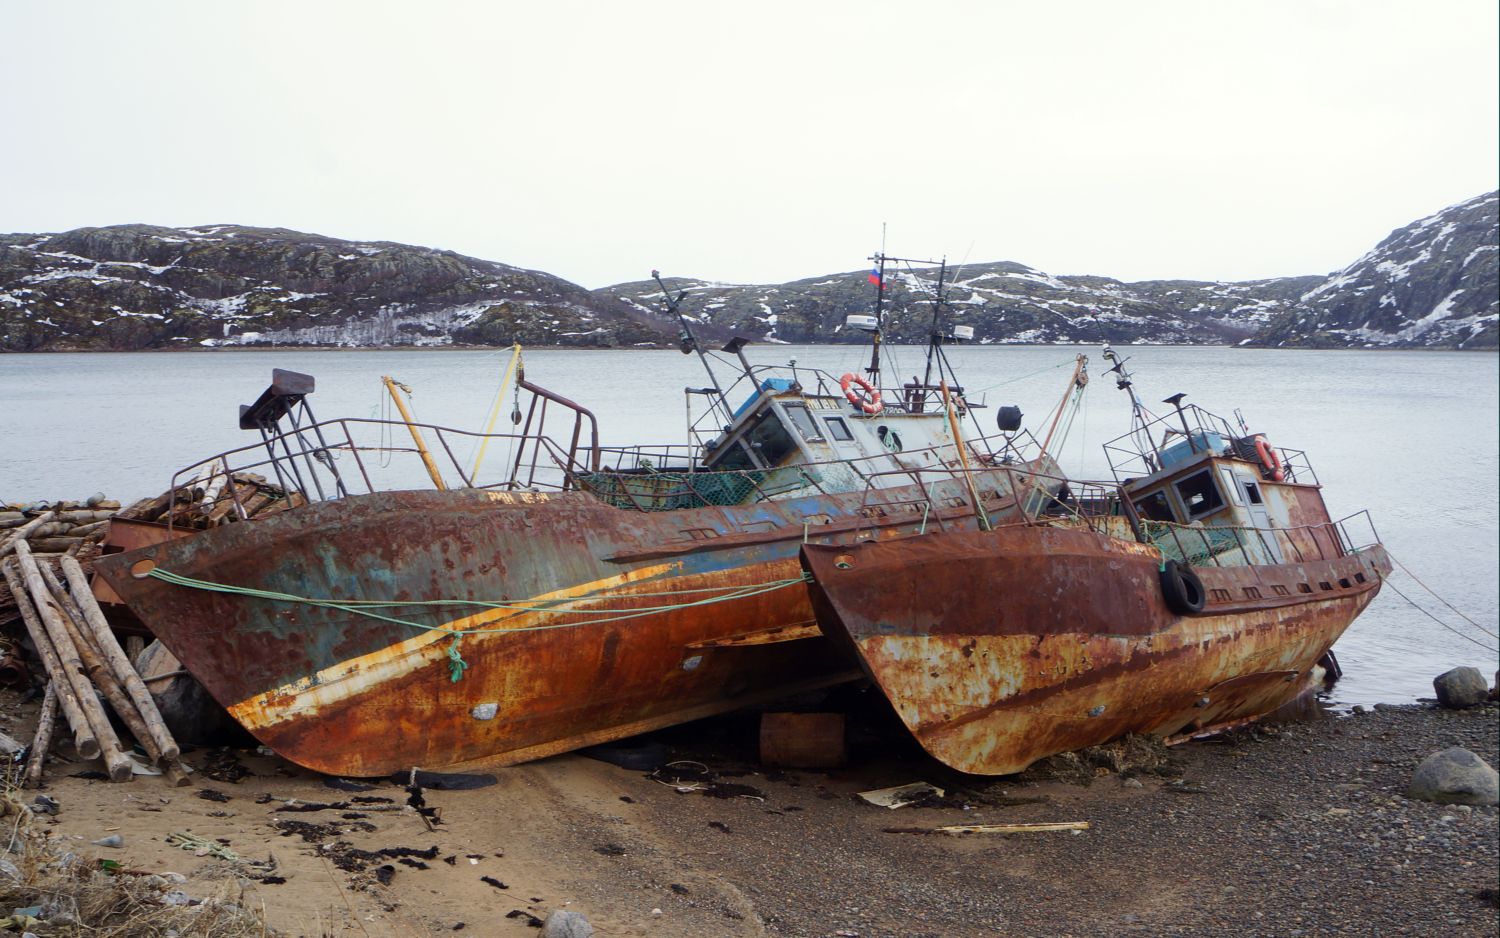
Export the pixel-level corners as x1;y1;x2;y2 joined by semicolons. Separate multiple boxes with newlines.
3;1;1496;289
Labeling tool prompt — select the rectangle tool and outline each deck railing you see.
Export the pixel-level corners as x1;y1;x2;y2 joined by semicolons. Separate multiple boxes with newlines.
1139;509;1380;568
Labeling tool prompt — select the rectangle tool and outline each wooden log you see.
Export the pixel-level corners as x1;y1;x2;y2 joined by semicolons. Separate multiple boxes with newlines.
198;458;229;515
23;682;58;788
162;760;193;788
39;565;172;767
0;510;57;557
237;490;275;518
24;537;86;554
52;510;117;525
60;556;181;763
69;519;111;538
0;729;22;756
11;543;132;782
0;510;27;523
24;522;80;539
205;481;256;524
1;560;100;760
124;635;146;662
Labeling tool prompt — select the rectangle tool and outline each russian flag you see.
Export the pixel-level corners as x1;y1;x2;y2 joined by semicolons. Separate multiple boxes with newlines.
867;267;885;290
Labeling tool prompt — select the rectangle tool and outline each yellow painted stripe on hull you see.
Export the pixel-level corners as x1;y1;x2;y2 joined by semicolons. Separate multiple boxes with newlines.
228;561;682;730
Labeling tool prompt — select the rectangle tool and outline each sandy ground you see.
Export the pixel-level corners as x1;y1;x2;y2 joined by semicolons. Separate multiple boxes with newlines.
3;689;1497;938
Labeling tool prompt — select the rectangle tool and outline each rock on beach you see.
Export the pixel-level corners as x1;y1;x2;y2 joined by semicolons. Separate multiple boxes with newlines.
1433;667;1490;709
1407;747;1500;806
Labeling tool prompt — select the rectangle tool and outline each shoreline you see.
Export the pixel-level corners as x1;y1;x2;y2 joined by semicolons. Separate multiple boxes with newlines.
2;690;1494;937
3;343;1496;355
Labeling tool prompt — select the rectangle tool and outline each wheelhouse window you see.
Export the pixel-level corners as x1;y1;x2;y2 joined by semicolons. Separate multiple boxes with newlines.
783;403;824;442
1219;467;1244;505
745;411;799;466
1174;469;1224;518
1243;481;1263;504
823;416;853;442
1134;489;1175;522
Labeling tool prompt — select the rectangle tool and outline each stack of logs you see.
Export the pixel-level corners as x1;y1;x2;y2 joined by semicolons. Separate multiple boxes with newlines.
0;471;301;787
1;497;188;788
0;497;120;561
2;542;189;787
114;465;306;531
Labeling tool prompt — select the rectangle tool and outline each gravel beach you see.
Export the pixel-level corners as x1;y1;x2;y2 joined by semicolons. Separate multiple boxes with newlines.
3;691;1496;937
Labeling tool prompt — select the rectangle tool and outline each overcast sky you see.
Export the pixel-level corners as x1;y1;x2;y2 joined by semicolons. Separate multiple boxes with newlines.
3;1;1496;288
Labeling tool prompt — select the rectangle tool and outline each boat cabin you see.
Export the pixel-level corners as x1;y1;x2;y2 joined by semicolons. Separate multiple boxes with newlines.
701;373;971;491
1105;400;1345;566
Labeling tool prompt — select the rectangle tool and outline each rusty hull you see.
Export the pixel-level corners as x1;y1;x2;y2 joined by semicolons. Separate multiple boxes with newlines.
801;523;1391;775
93;468;1037;778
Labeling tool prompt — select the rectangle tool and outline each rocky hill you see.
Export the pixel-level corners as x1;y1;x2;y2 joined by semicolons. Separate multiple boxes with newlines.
598;265;1321;346
1;193;1494;352
0;225;668;351
1252;191;1498;349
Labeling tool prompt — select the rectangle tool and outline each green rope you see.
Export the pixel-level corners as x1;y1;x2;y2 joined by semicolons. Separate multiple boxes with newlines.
446;636;468;683
143;564;810;636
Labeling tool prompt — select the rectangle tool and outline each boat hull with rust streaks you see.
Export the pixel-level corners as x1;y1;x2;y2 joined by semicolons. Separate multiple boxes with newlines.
800;524;1391;775
93;476;1036;777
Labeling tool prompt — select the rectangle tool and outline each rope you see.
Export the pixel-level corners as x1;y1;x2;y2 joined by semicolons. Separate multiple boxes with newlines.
1382;578;1499;654
1387;552;1497;639
146;566;811;638
968;359;1076;395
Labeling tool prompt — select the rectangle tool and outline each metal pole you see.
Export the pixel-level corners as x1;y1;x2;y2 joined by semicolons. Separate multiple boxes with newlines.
382;376;448;491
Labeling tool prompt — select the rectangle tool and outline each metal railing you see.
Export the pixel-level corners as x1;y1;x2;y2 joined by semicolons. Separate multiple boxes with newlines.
1139;510;1380;569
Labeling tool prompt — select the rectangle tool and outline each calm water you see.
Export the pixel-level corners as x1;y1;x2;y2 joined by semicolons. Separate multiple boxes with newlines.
2;345;1496;705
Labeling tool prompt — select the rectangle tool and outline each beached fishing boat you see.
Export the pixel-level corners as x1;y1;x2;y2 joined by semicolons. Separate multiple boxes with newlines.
801;345;1392;774
92;258;1073;776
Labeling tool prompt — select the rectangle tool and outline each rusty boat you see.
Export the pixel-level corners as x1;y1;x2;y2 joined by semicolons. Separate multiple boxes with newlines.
801;344;1392;775
93;258;1076;777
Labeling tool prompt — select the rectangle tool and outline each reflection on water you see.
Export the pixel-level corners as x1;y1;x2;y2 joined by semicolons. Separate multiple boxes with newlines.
2;345;1495;706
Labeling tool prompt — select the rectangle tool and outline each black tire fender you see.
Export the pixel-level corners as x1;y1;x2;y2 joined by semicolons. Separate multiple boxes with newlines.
1159;559;1206;616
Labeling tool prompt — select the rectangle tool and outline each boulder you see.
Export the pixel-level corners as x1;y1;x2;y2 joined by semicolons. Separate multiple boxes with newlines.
541;910;594;938
1433;667;1489;709
1407;747;1499;806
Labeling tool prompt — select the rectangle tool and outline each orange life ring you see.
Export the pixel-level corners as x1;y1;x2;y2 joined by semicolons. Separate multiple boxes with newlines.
839;372;883;415
1253;435;1285;482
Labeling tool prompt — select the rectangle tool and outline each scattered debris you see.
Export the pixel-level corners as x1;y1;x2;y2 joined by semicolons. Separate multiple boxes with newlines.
388;769;496;790
481;875;509;890
199;749;252;783
856;782;944;809
884;821;1091;836
324;776;377;792
647;761;766;800
196;788;231;802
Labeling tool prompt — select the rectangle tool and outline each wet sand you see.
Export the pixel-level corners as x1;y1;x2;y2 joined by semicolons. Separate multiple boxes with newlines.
4;692;1496;937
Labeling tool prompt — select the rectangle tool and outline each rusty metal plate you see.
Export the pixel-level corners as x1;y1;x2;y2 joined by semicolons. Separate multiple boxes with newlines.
802;523;1391;775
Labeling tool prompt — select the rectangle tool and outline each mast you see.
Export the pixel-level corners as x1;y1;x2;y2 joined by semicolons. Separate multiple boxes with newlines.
653;270;732;425
921;258;947;389
865;253;888;383
1101;344;1164;469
